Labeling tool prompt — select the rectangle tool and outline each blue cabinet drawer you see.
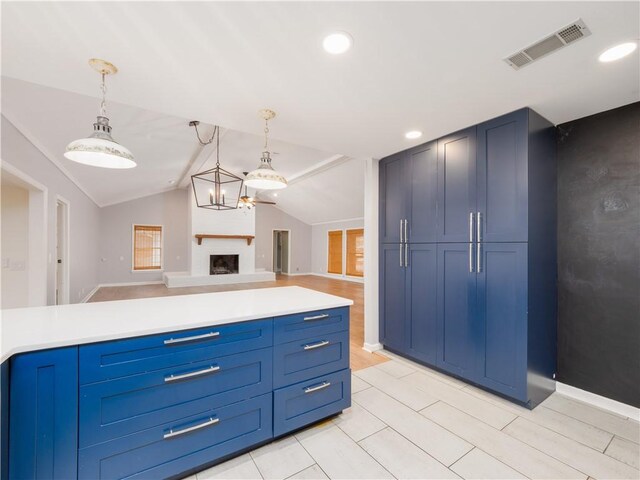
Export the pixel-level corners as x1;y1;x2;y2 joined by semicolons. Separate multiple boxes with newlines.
273;369;351;437
273;307;349;345
80;319;273;384
273;331;349;388
80;347;272;448
78;392;272;479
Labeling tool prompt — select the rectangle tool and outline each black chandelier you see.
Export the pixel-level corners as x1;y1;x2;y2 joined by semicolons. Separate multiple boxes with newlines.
190;122;244;210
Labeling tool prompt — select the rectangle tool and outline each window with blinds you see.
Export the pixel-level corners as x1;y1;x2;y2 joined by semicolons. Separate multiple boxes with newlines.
346;228;364;277
327;230;343;274
133;225;162;271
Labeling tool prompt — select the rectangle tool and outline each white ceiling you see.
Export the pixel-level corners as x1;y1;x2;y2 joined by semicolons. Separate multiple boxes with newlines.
263;157;365;225
2;78;338;207
2;2;638;160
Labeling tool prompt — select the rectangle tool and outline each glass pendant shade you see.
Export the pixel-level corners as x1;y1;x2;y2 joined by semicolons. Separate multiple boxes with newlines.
245;151;287;190
64;116;136;169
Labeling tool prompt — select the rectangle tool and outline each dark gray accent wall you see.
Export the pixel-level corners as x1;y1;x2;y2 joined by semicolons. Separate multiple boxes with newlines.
557;102;640;408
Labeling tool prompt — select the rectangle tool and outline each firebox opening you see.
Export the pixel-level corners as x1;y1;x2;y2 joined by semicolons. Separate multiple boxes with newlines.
209;255;239;275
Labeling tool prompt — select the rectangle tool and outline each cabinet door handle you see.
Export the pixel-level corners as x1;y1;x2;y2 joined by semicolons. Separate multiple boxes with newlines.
304;381;331;394
164;331;220;345
400;245;404;267
469;212;475;243
164;365;220;383
404;219;408;243
469;243;475;273
404;243;409;267
303;340;330;350
163;416;219;439
400;219;404;243
303;313;329;321
477;241;482;273
477;212;483;243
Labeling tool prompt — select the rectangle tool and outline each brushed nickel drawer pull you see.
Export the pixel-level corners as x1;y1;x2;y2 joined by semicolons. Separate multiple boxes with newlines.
303;314;329;321
304;381;331;394
164;331;220;345
303;340;330;351
163;417;219;439
164;365;220;383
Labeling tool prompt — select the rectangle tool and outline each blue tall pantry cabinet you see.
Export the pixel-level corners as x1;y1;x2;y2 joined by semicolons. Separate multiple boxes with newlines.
379;108;557;408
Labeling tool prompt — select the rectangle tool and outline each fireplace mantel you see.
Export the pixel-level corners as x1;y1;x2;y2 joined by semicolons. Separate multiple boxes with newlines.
195;234;255;246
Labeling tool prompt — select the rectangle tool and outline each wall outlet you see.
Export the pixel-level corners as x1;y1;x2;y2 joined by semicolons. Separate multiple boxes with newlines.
296;267;299;271
119;256;125;261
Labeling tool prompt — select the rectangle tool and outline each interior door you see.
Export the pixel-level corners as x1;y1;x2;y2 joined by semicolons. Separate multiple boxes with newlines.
379;244;406;351
379;153;407;244
408;142;437;243
406;244;437;365
476;242;528;401
437;127;477;243
436;243;478;379
477;109;528;242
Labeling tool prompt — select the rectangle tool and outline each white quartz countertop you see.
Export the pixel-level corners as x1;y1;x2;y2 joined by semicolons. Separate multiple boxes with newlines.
0;286;353;363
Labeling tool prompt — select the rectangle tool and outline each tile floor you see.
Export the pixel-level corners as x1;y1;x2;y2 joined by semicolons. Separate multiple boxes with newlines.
193;352;640;480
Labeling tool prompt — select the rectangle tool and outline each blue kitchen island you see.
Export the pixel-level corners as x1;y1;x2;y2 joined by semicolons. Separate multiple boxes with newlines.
0;286;352;479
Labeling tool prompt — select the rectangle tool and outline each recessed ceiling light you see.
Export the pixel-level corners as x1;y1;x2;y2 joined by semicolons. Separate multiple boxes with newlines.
599;42;637;62
168;180;176;185
405;131;423;140
323;32;353;55
273;193;278;197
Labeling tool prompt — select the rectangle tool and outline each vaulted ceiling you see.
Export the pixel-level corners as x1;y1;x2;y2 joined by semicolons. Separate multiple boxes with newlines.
1;1;638;221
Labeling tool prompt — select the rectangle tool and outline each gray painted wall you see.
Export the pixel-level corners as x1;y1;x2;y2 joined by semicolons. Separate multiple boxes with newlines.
98;188;189;284
254;205;312;274
1;116;100;304
311;218;364;278
557;102;640;407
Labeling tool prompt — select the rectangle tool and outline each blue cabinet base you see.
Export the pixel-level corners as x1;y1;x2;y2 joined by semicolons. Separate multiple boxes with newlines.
4;307;351;479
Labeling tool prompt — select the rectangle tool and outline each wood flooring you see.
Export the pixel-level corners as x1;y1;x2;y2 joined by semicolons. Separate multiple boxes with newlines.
88;274;388;370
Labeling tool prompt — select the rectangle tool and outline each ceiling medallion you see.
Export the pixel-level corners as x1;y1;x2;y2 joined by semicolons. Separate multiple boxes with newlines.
64;59;135;169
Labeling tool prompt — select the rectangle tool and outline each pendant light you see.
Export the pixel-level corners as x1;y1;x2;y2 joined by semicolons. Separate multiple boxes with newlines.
64;59;135;169
245;109;287;190
190;122;244;210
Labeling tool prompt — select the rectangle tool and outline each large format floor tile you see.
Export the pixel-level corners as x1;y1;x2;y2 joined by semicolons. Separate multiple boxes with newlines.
605;436;640;469
449;448;526;480
295;422;393;479
358;427;460;479
197;453;263;480
402;371;517;429
542;395;640;443
504;417;640;479
250;436;314;480
422;401;587;479
353;388;473;466
355;366;438;411
194;356;640;480
331;403;386;442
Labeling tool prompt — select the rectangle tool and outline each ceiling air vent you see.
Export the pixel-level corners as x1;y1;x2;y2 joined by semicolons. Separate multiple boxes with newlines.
504;19;591;70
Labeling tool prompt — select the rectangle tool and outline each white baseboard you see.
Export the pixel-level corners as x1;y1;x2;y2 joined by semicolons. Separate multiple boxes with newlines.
310;273;364;284
556;382;639;420
363;342;383;353
279;272;312;276
99;281;165;287
80;285;101;303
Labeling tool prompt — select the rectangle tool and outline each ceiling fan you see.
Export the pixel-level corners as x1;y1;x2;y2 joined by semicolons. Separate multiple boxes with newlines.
238;183;276;209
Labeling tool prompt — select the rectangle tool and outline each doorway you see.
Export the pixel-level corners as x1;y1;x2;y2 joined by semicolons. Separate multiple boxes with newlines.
0;163;47;308
272;230;290;274
55;197;70;305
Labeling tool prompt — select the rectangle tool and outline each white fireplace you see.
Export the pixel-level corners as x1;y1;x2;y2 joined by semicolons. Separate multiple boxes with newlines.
162;186;275;287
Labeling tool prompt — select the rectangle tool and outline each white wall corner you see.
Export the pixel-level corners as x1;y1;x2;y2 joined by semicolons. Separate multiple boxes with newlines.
363;157;380;349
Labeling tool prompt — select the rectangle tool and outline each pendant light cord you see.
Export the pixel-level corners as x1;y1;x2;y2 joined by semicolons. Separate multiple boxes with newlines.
192;122;218;146
263;118;269;151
